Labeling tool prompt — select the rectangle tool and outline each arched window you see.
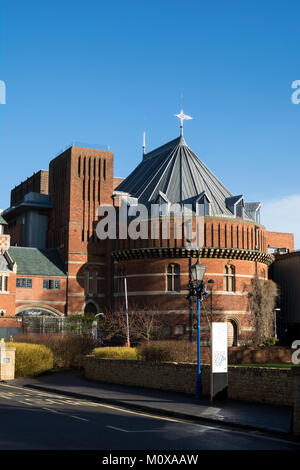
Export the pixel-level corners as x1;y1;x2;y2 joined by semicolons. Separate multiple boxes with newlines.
227;319;238;346
167;263;180;292
117;268;126;293
224;265;235;292
84;302;98;315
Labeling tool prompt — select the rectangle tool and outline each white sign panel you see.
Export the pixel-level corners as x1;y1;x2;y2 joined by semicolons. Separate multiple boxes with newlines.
212;322;228;373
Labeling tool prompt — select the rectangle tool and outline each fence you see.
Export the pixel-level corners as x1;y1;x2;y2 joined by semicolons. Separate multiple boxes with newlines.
22;316;98;336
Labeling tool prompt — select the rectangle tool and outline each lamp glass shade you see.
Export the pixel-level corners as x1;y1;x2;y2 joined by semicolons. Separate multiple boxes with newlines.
191;260;206;281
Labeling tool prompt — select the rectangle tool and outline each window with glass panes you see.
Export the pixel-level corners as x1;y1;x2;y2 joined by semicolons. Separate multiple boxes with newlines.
42;279;60;290
16;278;32;289
167;264;180;292
224;265;235;292
0;275;8;291
117;268;125;293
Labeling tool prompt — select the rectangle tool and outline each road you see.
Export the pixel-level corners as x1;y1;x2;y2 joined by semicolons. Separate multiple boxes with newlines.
0;383;299;451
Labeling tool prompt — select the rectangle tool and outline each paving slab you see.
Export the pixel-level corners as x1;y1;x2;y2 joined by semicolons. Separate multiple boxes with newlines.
10;369;293;435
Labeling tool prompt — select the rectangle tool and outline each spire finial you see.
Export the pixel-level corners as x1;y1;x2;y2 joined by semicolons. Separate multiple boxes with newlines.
174;108;193;136
143;131;146;155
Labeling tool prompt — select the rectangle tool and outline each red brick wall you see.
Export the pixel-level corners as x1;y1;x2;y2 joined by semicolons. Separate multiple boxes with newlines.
0;272;16;316
11;170;49;206
48;146;115;315
15;275;67;316
9;225;23;247
266;231;294;252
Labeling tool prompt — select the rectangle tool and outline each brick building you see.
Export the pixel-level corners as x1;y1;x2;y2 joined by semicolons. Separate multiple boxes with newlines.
0;131;294;344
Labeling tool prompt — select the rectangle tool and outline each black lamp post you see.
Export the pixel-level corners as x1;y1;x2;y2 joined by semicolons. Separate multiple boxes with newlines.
207;279;215;324
187;259;208;398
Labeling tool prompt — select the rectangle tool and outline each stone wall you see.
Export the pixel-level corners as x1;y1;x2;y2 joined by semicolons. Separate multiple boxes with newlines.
85;356;294;406
293;368;300;435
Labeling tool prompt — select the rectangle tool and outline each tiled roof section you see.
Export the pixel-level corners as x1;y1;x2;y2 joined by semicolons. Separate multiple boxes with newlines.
8;247;67;277
116;135;255;219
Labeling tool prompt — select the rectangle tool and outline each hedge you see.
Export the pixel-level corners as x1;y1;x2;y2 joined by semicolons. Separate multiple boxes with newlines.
7;343;54;377
12;334;99;369
93;347;138;360
137;341;197;363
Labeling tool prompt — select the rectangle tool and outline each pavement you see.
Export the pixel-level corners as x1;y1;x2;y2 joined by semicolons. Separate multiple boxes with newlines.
10;369;294;436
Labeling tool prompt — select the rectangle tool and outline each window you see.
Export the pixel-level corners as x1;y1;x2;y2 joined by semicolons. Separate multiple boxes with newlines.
195;192;210;216
0;276;8;292
167;263;180;292
224;265;235;292
42;279;60;290
93;270;98;295
173;325;185;336
16;278;32;289
117;268;126;293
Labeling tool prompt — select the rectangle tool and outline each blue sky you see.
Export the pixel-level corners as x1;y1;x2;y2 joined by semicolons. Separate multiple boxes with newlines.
1;0;300;246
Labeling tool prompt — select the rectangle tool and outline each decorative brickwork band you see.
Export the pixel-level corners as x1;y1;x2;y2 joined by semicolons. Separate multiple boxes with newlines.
112;246;275;266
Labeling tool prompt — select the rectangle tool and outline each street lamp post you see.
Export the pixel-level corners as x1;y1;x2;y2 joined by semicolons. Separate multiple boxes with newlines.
207;279;215;324
124;276;130;347
274;308;281;340
187;259;208;398
207;279;215;402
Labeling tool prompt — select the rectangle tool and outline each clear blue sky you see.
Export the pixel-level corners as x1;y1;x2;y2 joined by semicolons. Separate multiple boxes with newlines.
0;0;300;244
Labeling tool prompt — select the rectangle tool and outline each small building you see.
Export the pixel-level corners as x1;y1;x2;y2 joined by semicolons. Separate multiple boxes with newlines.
269;250;300;345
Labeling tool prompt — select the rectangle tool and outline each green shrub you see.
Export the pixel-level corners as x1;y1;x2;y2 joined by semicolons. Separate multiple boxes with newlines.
12;334;99;369
263;337;280;347
93;347;138;360
137;341;197;363
7;343;53;377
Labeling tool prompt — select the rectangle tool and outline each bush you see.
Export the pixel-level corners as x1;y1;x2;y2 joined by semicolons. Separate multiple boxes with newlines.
93;347;138;360
7;343;53;377
263;337;280;347
137;341;197;363
12;334;99;369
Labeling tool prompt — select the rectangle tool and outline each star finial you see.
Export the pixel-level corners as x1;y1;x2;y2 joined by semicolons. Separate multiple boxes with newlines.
174;109;193;136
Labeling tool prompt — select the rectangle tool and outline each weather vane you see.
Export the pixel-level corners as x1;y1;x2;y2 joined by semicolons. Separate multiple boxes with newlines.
174;108;193;136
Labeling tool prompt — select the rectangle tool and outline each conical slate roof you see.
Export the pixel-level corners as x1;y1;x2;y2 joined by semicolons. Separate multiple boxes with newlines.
115;135;254;220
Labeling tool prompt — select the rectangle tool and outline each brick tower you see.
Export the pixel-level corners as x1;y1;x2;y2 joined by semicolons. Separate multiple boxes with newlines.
47;145;114;315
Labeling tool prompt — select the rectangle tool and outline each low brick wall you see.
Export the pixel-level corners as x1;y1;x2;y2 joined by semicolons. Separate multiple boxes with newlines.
293;368;300;435
228;366;293;406
85;357;294;406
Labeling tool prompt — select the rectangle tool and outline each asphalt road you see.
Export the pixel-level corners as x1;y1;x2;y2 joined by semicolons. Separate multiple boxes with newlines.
0;383;299;451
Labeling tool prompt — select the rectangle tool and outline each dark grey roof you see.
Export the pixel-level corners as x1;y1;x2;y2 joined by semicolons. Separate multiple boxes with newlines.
8;247;67;276
116;135;257;220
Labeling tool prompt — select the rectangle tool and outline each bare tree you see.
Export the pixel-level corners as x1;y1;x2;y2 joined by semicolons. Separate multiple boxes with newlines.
100;306;163;345
247;276;279;346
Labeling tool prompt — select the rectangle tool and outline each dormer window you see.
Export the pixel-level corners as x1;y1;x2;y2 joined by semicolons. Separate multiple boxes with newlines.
245;202;261;223
157;191;170;216
226;195;244;218
195;191;211;216
236;200;244;218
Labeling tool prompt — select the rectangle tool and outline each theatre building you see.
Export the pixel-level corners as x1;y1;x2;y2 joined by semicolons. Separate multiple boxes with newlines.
0;127;294;344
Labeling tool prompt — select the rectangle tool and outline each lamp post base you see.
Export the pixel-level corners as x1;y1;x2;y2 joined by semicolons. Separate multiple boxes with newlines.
195;372;203;398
